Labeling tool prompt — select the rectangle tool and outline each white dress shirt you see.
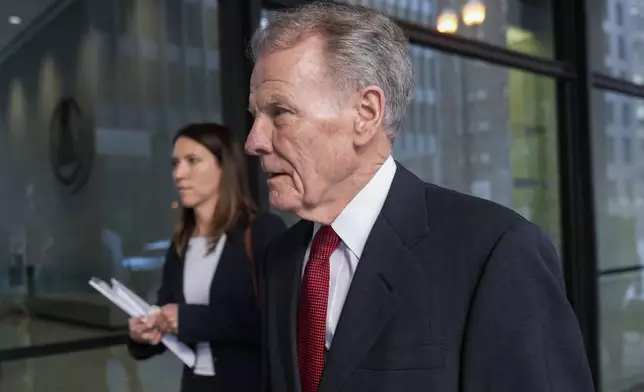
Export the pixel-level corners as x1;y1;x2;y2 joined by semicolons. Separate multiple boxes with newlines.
302;156;396;349
183;234;227;376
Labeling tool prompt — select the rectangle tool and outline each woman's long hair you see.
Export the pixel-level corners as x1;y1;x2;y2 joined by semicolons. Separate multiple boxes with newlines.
172;123;258;255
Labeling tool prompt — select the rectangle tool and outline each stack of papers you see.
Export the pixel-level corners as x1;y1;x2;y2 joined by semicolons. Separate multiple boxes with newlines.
89;277;196;368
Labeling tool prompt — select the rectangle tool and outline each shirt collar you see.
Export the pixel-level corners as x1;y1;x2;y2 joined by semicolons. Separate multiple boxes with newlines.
313;156;396;258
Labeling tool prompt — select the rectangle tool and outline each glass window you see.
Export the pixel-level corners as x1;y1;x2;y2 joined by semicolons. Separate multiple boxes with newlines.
0;0;222;351
396;46;561;249
624;137;633;164
624;101;632;128
185;1;204;48
590;0;644;84
0;346;182;391
594;90;644;390
337;0;554;58
594;91;644;271
599;270;644;392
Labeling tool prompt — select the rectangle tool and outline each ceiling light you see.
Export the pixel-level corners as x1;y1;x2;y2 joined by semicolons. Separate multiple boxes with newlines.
462;0;486;26
9;16;22;25
437;9;458;34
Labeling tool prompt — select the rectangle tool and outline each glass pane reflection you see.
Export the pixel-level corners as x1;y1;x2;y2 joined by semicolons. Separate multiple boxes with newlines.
0;346;182;392
593;90;644;271
590;0;644;84
395;47;561;249
339;0;555;58
600;271;644;391
0;0;222;348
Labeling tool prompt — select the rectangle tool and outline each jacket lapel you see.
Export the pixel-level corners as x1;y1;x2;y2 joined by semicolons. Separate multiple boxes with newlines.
319;163;429;392
169;244;187;304
206;227;242;304
269;220;312;391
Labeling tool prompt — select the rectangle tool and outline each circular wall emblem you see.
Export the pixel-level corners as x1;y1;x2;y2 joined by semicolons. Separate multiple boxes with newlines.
49;97;93;192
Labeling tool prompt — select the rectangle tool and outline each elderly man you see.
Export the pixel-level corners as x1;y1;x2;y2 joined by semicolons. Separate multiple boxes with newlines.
245;2;594;392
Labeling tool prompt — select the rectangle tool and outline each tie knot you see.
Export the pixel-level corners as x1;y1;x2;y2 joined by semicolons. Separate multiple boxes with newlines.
310;225;340;261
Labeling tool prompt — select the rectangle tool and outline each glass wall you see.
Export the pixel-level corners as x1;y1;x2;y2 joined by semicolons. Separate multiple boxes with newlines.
590;0;644;390
589;0;644;84
594;89;644;392
0;346;182;392
397;47;561;248
339;0;554;58
0;0;221;351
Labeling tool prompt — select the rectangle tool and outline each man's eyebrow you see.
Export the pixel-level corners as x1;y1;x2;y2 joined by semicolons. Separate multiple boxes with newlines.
250;92;297;114
267;92;293;104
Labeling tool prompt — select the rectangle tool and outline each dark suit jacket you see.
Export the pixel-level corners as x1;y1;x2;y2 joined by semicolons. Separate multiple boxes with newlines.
260;163;594;392
127;212;286;392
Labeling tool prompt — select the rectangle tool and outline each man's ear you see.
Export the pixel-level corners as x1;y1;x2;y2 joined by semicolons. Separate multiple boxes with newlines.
353;85;385;147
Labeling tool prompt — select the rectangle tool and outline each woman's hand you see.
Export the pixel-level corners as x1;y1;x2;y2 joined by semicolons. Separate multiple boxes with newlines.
128;316;162;345
158;304;179;335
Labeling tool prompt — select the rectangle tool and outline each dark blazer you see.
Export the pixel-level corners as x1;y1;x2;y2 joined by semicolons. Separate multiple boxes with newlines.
128;212;286;392
260;163;594;392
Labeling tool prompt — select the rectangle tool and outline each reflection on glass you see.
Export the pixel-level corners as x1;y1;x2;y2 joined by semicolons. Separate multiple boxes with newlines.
0;346;182;392
594;91;644;390
590;0;644;83
593;91;644;271
600;272;644;391
339;0;554;58
437;8;459;34
0;315;122;351
462;0;486;27
0;0;222;349
395;46;560;249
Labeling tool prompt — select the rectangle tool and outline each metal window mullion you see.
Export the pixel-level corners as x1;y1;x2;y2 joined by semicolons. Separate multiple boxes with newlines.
553;0;599;387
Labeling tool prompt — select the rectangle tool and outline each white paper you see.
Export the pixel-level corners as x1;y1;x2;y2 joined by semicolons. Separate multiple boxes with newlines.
89;277;196;368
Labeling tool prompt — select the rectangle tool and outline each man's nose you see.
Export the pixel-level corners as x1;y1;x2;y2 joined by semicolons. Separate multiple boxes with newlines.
245;119;272;156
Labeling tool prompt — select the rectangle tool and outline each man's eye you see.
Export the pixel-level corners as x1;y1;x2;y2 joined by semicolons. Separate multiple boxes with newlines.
271;107;289;117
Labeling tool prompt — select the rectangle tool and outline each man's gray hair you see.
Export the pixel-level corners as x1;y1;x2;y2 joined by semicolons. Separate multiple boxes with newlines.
249;2;413;139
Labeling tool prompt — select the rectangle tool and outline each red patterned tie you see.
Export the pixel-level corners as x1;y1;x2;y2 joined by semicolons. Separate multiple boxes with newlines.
297;225;340;392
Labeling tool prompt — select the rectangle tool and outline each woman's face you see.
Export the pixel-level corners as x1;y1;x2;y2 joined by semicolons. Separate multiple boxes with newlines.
172;136;222;208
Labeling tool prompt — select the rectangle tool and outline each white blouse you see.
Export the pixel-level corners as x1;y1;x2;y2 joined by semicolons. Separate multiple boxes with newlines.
183;234;227;376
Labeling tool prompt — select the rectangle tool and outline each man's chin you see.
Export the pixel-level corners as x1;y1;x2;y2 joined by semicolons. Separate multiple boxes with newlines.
268;192;301;213
268;199;297;213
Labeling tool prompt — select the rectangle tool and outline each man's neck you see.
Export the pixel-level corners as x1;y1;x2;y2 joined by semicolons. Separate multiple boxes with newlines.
297;152;391;225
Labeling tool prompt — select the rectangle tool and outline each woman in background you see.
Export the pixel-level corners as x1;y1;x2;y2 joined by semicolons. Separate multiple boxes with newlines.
126;123;286;392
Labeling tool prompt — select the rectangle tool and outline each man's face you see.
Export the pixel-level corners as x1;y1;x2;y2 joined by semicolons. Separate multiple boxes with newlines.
246;36;357;215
